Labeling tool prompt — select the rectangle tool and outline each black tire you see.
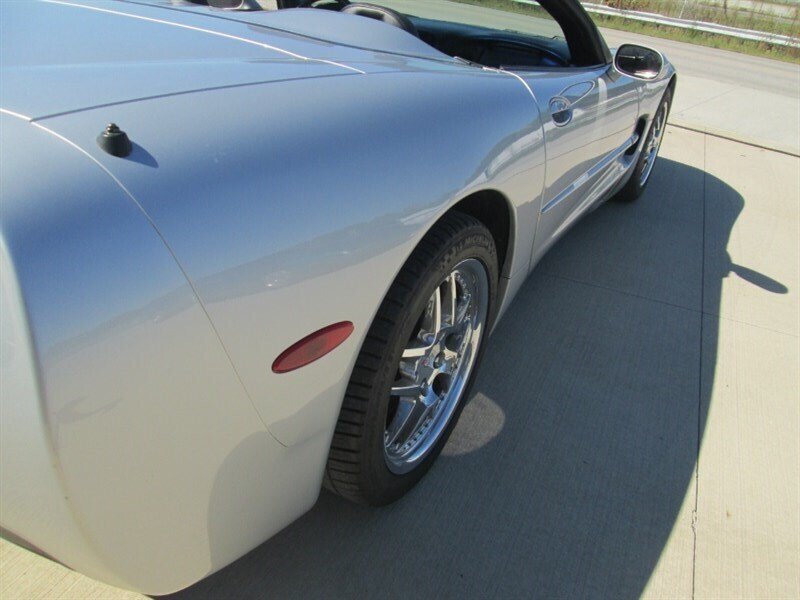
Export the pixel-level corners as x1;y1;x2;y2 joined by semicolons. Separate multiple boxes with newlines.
616;86;673;203
324;211;499;506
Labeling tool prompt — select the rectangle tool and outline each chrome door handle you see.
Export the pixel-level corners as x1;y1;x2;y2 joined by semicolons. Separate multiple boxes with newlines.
549;96;573;127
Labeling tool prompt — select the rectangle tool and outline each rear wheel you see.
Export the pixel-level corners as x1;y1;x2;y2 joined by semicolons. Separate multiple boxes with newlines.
325;211;498;505
616;86;672;202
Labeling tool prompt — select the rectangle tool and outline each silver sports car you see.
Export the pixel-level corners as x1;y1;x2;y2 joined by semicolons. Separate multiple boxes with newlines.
0;0;675;593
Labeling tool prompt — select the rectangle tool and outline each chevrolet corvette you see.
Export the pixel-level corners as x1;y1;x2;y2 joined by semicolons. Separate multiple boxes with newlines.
0;0;675;593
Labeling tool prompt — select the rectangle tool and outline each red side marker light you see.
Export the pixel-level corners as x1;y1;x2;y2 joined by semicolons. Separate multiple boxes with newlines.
272;321;355;374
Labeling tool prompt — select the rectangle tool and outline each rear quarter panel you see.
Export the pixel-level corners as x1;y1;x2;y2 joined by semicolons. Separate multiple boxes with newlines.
40;66;547;447
0;114;322;594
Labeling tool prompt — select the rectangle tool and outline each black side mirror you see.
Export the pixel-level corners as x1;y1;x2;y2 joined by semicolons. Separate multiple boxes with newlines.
614;44;664;80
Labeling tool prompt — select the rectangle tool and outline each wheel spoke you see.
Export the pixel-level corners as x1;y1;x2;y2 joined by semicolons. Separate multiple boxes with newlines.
385;393;436;448
430;286;442;337
390;382;424;397
401;283;446;358
385;397;417;447
402;346;428;359
424;365;445;387
444;273;458;327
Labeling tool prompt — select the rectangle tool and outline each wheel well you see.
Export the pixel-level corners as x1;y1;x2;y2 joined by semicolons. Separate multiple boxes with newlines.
448;190;514;279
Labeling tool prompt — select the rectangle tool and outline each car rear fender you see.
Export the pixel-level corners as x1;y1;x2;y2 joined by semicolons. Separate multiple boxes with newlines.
0;113;322;594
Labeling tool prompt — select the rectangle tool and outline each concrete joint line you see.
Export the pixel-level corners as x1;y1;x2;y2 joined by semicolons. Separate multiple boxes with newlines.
668;121;800;158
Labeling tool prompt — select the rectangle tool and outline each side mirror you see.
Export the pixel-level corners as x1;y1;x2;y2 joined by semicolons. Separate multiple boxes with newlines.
614;44;664;80
207;0;245;8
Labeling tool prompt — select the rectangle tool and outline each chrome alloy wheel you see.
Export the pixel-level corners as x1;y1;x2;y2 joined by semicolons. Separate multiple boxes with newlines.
639;102;667;186
384;259;489;474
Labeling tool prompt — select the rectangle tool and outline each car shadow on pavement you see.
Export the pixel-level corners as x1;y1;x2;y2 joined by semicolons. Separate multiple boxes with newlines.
163;156;785;599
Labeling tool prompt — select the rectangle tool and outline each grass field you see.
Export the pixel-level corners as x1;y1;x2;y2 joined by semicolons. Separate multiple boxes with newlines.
451;0;800;63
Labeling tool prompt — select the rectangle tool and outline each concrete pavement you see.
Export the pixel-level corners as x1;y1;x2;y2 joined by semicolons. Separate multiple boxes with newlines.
0;542;141;600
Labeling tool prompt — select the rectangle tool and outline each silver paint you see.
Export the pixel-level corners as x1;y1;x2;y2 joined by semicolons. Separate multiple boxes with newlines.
0;0;674;594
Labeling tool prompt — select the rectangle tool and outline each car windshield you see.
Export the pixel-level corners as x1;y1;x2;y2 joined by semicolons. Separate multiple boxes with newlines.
350;0;565;40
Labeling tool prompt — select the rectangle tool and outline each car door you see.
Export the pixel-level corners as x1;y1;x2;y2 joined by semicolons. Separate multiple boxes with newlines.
514;65;640;263
365;0;641;261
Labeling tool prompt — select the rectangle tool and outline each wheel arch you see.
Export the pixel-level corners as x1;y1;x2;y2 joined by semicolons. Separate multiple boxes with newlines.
447;189;515;281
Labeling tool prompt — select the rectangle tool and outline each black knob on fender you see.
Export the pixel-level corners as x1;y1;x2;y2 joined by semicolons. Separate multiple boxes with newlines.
97;123;132;158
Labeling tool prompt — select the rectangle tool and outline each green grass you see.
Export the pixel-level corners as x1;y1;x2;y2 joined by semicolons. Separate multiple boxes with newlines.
450;0;800;63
